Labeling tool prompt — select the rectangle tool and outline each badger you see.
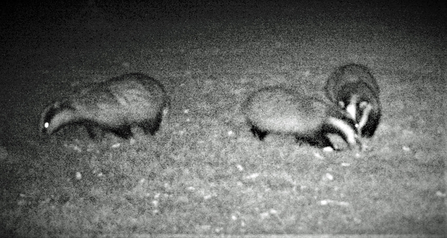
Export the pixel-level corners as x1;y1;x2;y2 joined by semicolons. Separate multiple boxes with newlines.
242;86;361;150
324;63;381;137
40;73;170;139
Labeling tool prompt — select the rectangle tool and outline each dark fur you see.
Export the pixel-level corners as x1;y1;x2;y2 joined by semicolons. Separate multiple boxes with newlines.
325;63;381;137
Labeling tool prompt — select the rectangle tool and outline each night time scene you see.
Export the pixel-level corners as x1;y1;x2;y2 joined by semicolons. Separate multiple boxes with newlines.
1;0;445;236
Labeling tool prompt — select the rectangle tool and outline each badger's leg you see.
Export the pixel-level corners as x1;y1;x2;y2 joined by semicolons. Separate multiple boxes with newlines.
294;136;305;146
250;125;268;141
300;134;336;149
85;125;97;139
317;135;335;149
140;113;162;135
84;123;101;139
141;121;160;135
110;125;133;139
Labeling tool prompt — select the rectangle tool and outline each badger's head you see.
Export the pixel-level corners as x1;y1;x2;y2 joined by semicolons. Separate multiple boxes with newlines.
336;82;380;138
40;100;76;136
337;82;377;119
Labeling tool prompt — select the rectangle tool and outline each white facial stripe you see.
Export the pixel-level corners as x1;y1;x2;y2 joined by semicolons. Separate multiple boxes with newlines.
45;109;76;134
357;103;373;133
327;117;357;148
346;103;357;121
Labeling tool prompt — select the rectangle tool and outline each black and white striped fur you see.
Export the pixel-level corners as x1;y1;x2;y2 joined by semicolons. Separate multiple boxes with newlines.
242;86;361;150
40;73;170;139
324;63;381;137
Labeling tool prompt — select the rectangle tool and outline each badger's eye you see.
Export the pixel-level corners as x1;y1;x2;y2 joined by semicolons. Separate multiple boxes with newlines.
338;101;345;108
44;122;50;129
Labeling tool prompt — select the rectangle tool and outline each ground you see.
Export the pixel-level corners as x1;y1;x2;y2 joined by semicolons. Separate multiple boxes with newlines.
0;0;445;236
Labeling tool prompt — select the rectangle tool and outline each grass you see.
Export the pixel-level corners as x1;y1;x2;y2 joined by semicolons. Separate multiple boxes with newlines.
1;1;445;236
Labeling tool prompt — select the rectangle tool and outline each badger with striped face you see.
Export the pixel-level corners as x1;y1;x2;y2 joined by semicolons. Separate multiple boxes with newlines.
40;73;170;140
242;86;361;150
325;63;381;137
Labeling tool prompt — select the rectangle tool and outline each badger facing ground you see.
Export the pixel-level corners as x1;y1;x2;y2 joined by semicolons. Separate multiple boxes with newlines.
40;73;170;139
324;63;381;137
242;86;361;150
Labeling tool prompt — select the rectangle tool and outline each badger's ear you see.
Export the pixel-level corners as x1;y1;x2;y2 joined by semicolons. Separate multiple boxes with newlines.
50;100;69;110
338;101;345;108
52;101;61;108
57;99;75;110
359;101;369;109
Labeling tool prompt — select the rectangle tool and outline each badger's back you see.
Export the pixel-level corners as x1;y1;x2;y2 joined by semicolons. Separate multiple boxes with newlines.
243;86;328;135
72;73;169;126
325;63;380;102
